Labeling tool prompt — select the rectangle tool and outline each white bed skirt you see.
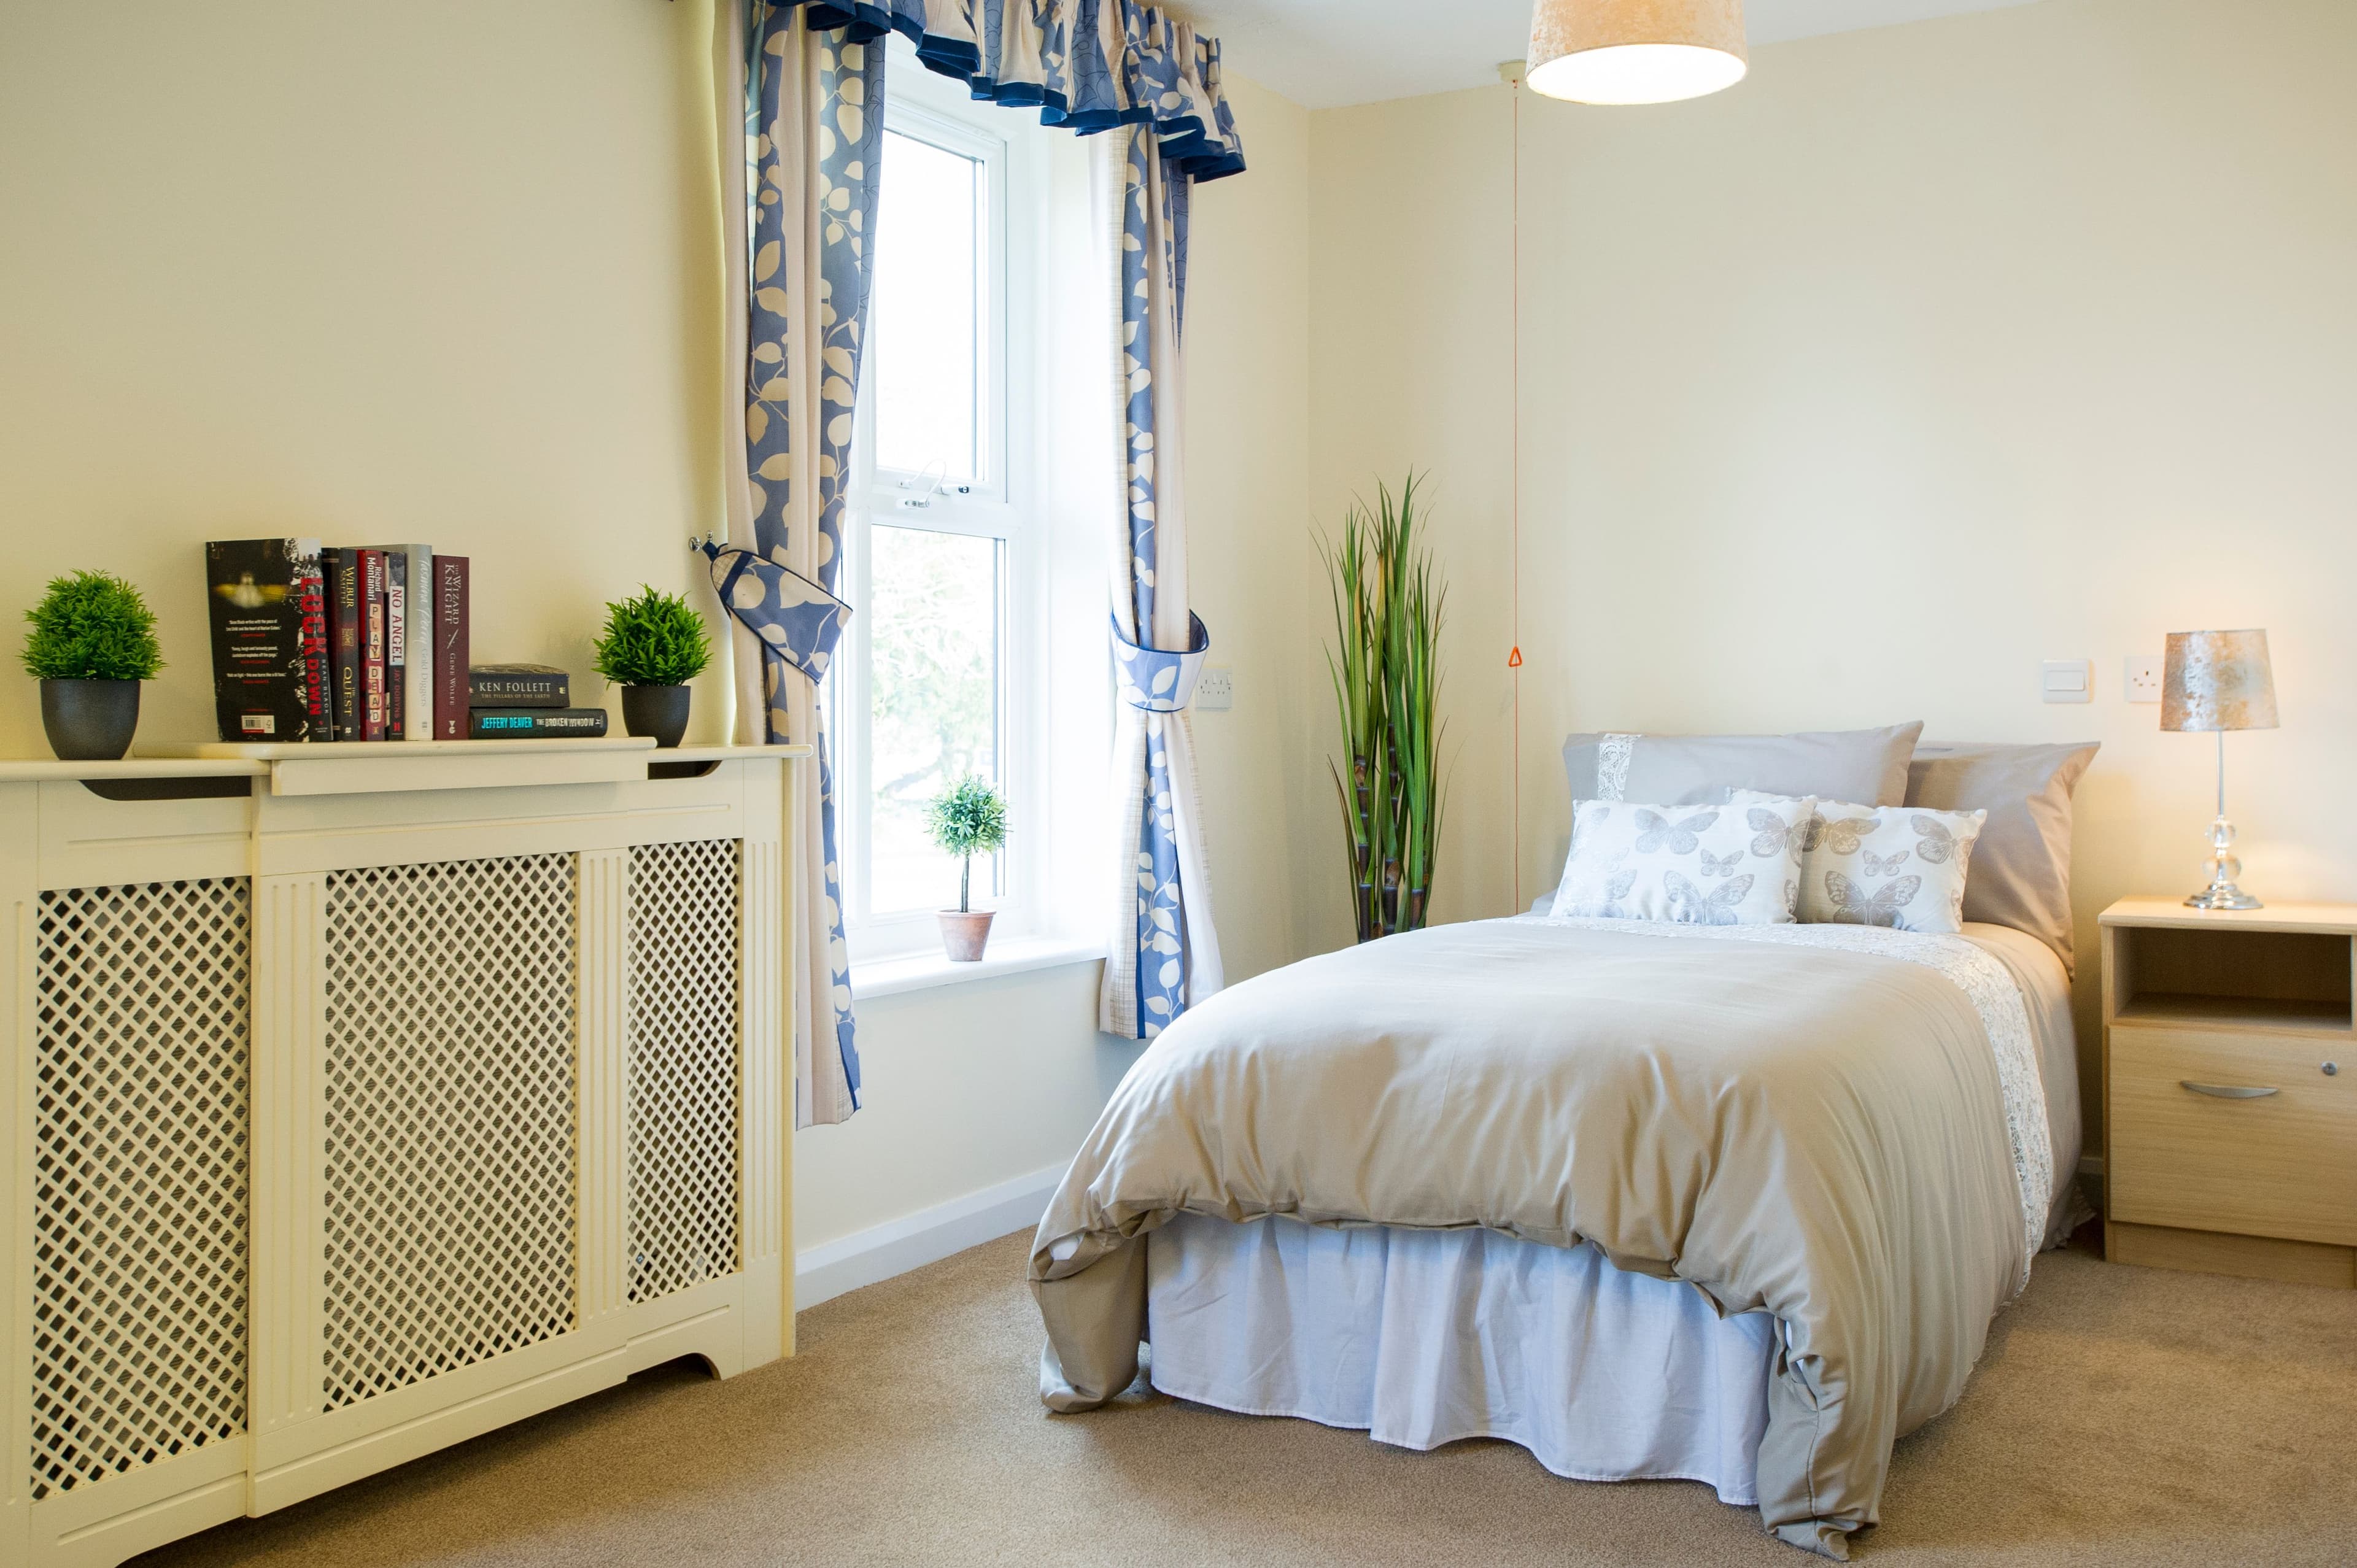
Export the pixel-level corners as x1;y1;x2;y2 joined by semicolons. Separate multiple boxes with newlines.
1145;1213;1776;1505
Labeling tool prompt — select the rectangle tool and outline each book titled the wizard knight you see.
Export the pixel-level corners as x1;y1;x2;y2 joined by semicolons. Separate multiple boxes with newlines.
206;538;325;742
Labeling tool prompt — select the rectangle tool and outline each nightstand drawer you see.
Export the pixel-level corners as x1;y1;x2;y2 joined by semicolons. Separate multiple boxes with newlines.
2108;1024;2357;1246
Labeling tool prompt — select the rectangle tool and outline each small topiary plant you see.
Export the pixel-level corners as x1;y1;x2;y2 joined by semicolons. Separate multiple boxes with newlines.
926;774;1008;914
592;586;712;687
21;571;164;682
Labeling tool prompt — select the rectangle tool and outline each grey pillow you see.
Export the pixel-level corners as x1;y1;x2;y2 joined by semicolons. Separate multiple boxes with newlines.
1560;722;1924;811
1904;741;2100;975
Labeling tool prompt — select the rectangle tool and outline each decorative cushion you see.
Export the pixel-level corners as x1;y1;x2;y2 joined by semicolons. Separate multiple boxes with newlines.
1905;741;2100;975
1550;796;1814;927
1735;792;1987;934
1560;723;1924;812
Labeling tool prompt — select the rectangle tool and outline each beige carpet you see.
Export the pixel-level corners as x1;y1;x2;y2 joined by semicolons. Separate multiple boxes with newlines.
137;1229;2357;1567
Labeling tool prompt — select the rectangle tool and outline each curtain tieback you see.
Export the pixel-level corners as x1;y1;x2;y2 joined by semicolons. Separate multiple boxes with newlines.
702;541;851;684
1112;612;1210;712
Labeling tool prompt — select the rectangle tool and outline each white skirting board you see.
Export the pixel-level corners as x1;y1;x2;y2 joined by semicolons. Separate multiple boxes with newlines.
795;1162;1066;1310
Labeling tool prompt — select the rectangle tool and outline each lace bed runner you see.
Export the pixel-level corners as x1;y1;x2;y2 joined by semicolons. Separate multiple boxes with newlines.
1528;914;2053;1288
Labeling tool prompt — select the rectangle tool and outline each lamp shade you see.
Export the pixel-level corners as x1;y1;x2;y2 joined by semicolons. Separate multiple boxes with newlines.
1527;0;1748;106
2162;629;2278;733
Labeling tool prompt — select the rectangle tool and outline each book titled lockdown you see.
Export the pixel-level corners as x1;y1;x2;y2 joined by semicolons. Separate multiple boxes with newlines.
467;707;610;739
205;538;323;742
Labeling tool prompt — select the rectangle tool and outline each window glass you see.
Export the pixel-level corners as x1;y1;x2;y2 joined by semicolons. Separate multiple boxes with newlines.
870;129;981;484
865;523;1000;914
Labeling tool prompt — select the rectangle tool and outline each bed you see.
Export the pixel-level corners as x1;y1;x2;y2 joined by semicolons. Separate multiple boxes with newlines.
1029;732;2094;1558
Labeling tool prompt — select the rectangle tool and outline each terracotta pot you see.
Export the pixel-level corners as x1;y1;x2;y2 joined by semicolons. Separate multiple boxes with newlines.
937;909;995;962
620;684;691;749
41;678;141;761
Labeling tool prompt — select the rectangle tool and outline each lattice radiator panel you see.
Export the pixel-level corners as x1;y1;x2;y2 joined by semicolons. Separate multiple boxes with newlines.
322;854;579;1408
627;839;743;1302
30;879;252;1499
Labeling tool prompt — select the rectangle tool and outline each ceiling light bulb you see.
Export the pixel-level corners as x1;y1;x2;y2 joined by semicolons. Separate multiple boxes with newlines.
1526;0;1749;106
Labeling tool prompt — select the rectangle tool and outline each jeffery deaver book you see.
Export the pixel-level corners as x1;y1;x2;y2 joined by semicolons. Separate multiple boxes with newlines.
467;706;608;738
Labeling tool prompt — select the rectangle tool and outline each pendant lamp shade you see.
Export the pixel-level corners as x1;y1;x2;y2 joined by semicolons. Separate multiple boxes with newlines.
1527;0;1748;105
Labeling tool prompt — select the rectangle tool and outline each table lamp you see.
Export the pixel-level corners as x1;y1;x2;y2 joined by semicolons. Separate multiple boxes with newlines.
2162;629;2277;910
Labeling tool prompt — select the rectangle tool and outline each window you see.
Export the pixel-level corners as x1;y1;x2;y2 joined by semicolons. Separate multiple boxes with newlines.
832;67;1037;963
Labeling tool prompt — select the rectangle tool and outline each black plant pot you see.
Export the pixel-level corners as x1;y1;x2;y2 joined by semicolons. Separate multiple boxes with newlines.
620;684;692;749
41;678;141;761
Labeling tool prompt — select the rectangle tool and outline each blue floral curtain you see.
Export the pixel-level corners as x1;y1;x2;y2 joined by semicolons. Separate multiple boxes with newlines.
1099;126;1221;1037
706;1;883;1127
709;0;1245;1106
794;1;1246;182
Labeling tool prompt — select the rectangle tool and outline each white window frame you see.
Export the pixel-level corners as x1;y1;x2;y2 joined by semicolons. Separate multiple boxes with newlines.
835;57;1050;967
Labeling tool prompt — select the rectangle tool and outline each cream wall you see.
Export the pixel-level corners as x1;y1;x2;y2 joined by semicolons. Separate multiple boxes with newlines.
1306;0;2357;1137
0;0;737;747
0;2;1318;1269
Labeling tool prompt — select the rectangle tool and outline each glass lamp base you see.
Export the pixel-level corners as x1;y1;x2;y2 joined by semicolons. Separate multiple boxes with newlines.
2186;814;2261;910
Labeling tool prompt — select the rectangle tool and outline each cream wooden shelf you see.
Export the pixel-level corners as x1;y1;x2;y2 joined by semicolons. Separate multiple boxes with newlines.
1;747;806;1565
128;738;814;797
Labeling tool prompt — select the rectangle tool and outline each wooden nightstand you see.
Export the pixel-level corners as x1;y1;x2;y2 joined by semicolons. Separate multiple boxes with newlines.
2099;897;2357;1288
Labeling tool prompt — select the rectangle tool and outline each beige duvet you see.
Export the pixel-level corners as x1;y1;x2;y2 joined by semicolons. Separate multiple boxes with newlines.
1029;917;2058;1558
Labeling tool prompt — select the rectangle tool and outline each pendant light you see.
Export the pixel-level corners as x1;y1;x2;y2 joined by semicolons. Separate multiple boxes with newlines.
1526;0;1748;105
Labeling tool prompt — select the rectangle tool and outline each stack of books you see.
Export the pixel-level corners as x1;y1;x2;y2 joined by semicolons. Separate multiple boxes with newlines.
206;539;469;743
466;665;607;738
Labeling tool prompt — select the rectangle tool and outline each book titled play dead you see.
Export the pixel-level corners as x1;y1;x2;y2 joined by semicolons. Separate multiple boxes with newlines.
358;547;387;741
468;662;570;708
433;555;470;740
205;538;322;741
466;706;609;739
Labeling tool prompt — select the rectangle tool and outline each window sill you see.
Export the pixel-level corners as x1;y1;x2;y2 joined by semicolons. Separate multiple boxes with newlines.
851;936;1104;1000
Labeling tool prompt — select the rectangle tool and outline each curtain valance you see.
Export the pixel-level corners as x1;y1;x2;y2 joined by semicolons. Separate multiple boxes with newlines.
783;0;1246;180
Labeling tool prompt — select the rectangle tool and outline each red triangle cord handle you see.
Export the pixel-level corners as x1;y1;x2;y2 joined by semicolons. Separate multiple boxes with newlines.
1507;646;1523;669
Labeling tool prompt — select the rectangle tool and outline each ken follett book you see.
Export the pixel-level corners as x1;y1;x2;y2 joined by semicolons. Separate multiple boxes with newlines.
469;663;570;708
206;538;322;742
468;707;609;739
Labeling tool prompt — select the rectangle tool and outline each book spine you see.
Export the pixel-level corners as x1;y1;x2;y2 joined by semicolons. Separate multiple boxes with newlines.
467;674;570;708
404;544;434;741
434;556;470;740
327;548;362;742
298;555;328;738
466;707;610;739
358;548;386;742
383;553;406;740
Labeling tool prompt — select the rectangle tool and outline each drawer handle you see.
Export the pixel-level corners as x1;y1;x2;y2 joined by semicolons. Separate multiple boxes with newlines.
2180;1081;2279;1099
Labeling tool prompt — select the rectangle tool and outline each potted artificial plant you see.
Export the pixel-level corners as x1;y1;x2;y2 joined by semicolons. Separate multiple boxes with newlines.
22;570;164;760
593;585;711;748
927;774;1007;961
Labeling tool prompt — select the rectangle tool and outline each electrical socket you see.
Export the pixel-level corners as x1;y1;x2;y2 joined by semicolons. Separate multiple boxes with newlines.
2125;654;2162;703
1196;666;1234;711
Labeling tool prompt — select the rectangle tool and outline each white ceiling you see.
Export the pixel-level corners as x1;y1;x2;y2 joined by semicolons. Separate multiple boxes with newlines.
1180;0;2045;109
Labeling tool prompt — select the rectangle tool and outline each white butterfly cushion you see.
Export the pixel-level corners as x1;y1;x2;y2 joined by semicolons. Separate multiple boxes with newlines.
1732;791;1989;933
1550;796;1814;926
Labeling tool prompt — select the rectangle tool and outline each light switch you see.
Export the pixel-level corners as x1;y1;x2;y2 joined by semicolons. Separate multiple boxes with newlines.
2042;659;2092;703
1196;666;1234;711
2125;654;2162;703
